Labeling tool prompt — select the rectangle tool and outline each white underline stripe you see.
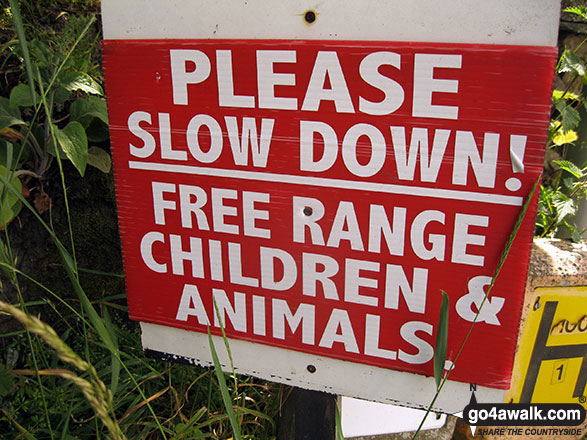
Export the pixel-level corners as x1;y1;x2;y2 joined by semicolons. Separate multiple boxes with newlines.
128;161;523;206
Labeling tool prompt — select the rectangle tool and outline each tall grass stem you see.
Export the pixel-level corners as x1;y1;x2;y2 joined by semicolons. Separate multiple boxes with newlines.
411;177;539;439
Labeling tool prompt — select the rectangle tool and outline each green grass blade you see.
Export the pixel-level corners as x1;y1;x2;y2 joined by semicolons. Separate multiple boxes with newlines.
233;405;276;427
8;0;36;107
78;267;125;278
0;143;15;229
102;306;121;396
412;177;539;440
212;300;237;387
59;402;73;440
115;359;169;439
1;407;39;440
335;402;345;440
58;244;118;354
433;291;449;390
173;406;207;437
207;326;242;440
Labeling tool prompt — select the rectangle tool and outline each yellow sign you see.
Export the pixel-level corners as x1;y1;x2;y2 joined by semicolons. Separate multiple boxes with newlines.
507;286;587;407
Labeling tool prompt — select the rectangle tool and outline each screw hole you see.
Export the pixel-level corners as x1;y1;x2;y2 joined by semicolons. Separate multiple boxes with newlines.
304;10;316;24
303;207;313;216
533;297;541;311
307;364;316;373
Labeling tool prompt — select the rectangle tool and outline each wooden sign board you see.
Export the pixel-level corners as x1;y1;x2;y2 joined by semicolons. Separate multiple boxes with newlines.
101;0;560;413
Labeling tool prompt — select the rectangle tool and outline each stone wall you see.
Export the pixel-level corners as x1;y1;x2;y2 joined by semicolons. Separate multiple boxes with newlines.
561;0;587;34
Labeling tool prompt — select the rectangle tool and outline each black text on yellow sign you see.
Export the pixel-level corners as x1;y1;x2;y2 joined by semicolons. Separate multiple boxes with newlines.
507;287;587;406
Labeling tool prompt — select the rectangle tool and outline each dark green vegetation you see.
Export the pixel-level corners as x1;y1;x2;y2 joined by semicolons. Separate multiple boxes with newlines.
537;6;587;240
0;1;281;439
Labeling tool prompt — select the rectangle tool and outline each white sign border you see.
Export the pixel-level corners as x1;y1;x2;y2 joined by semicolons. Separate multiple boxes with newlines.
102;0;560;46
142;322;504;413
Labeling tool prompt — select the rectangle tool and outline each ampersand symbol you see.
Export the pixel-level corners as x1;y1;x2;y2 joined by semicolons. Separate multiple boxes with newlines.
455;276;505;325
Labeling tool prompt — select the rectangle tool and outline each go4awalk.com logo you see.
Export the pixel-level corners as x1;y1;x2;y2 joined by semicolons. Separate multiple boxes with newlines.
463;393;585;437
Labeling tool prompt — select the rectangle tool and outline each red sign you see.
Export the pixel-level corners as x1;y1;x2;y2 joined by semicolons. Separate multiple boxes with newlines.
102;40;556;389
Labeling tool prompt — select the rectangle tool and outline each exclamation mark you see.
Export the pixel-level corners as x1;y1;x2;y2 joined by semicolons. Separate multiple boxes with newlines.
505;135;527;192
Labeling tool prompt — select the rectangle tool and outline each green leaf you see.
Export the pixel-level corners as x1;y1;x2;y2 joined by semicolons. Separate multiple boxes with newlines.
0;196;20;228
9;83;39;108
87;147;112;173
553;89;580;102
556;99;581;132
559;50;586;77
0;97;24;130
552;129;578;146
564;6;587;21
54;121;88;176
0;203;20;228
434;291;449;390
28;39;52;67
554;160;583;178
0;365;14;396
571;227;583;243
59;71;103;95
9;201;22;219
562;177;576;192
70;96;109;127
86;119;110;143
0;238;15;283
553;193;576;224
561;107;581;132
0;164;22;227
0;139;27;169
53;86;70;105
